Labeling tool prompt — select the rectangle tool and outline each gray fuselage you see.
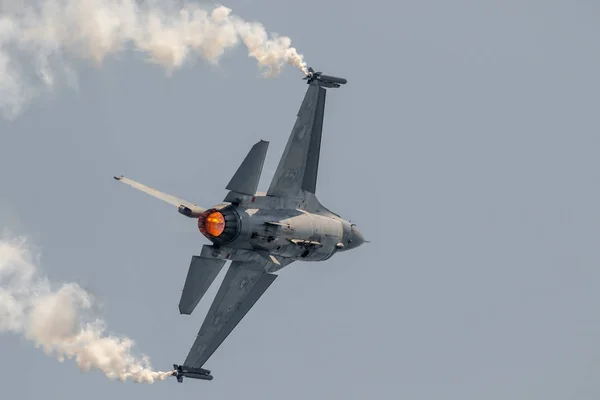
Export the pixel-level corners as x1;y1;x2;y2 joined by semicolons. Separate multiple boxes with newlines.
114;69;365;376
198;191;364;264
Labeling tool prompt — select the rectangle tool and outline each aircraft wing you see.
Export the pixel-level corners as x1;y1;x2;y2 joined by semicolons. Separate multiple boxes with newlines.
266;81;329;198
182;260;278;368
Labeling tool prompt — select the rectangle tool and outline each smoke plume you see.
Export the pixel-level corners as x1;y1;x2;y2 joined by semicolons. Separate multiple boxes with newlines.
0;234;174;383
0;0;309;119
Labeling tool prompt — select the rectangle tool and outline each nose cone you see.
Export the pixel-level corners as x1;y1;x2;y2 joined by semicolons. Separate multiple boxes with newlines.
345;225;365;250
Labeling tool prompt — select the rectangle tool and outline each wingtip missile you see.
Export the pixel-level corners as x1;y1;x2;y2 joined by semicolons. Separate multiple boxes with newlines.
303;67;347;88
172;364;213;382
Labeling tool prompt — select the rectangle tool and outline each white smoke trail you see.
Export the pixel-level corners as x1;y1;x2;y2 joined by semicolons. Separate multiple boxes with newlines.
0;0;309;119
0;234;175;383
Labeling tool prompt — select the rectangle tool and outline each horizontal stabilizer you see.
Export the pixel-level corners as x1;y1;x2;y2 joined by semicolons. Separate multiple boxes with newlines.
179;256;227;315
113;175;205;218
225;140;269;196
199;245;294;272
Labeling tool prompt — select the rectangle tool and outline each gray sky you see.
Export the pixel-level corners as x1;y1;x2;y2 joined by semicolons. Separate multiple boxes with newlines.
2;0;600;399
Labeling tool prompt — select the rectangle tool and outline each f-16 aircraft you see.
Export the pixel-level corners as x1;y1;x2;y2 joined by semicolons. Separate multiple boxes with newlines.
114;68;365;382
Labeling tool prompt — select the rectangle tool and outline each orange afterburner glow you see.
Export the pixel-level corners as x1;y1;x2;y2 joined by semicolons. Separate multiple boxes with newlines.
204;211;225;237
197;207;240;244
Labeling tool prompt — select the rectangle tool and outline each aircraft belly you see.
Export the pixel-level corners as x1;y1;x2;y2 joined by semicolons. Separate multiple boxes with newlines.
309;213;343;243
245;211;342;261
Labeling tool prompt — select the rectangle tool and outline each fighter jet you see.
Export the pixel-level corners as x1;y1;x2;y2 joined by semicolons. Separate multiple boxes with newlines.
113;68;365;382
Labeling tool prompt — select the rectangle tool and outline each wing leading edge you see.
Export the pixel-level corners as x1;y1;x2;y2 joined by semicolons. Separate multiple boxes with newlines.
267;77;342;198
183;260;278;368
